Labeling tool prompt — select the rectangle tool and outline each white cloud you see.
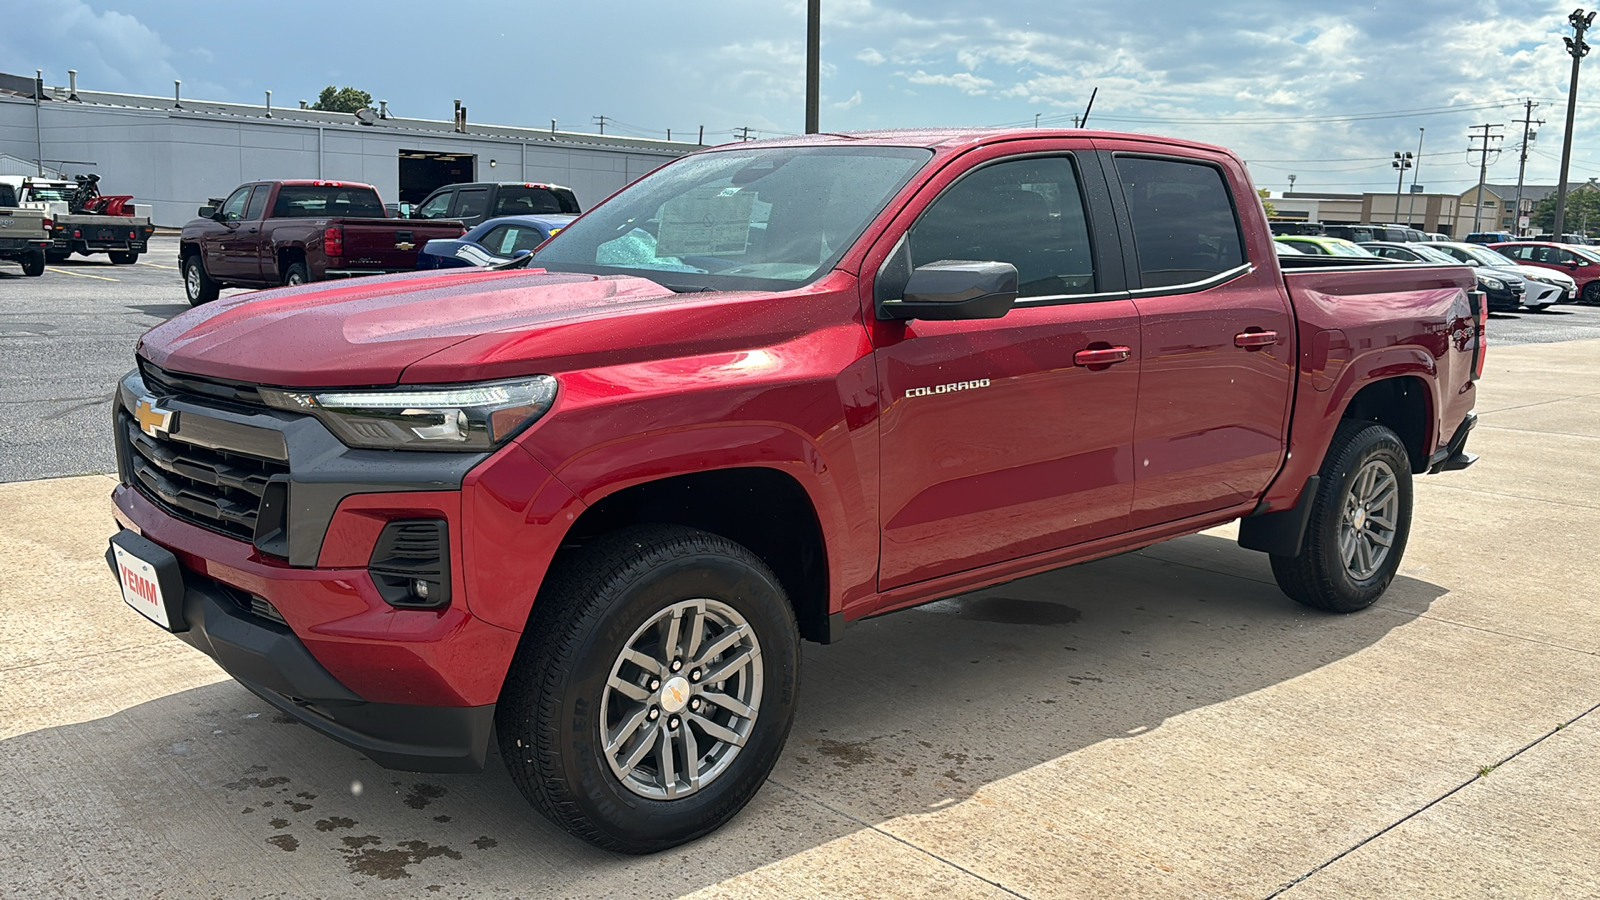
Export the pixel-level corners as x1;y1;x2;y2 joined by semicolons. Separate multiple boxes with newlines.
903;70;995;95
857;47;886;65
834;90;864;109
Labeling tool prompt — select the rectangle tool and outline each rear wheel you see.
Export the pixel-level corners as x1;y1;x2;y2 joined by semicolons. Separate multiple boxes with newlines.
109;250;139;265
1270;421;1413;613
20;250;45;277
282;261;310;286
496;525;800;854
183;255;220;305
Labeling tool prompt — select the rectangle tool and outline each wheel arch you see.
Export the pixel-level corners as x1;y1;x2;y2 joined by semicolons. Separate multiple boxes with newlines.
1337;373;1434;473
561;466;835;644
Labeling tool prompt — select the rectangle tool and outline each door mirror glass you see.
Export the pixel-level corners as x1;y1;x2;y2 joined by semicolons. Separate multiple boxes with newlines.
398;202;413;218
879;260;1018;321
198;205;216;219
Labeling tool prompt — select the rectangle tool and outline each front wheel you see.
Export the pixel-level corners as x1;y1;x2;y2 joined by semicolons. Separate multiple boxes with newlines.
109;250;139;265
20;250;45;277
183;255;220;305
496;525;800;854
1270;421;1413;613
1584;281;1600;305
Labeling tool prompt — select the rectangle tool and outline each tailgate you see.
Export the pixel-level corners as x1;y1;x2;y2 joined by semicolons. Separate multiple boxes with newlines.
338;218;466;270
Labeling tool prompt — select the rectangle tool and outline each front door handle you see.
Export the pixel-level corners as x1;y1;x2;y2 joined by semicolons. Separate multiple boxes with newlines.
1073;346;1133;367
1234;330;1279;349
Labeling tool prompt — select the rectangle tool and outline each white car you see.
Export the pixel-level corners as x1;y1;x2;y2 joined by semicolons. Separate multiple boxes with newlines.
1432;242;1576;309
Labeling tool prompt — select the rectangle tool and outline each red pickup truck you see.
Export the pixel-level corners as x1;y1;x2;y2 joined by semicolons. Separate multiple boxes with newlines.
110;129;1481;853
178;180;465;305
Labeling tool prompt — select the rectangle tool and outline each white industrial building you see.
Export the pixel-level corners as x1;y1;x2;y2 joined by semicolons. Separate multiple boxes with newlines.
0;71;696;227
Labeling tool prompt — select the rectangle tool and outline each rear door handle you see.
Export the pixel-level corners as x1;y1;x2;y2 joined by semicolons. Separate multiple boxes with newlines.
1234;330;1279;349
1073;346;1133;367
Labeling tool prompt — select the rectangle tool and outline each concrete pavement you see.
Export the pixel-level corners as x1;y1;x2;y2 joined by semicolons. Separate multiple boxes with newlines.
2;339;1598;898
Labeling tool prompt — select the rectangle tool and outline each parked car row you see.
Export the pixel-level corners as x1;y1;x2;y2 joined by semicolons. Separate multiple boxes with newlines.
1271;233;1584;312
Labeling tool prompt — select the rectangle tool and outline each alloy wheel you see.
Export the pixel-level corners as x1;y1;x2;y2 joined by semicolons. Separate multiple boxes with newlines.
1340;458;1399;581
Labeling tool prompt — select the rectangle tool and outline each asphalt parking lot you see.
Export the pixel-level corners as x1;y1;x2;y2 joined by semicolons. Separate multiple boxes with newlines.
2;243;1599;898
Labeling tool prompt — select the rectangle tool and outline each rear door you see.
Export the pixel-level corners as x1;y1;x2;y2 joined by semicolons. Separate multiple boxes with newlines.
451;187;491;226
869;142;1142;592
1098;145;1296;528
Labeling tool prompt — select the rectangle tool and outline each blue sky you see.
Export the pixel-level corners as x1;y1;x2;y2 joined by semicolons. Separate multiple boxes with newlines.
6;0;1597;195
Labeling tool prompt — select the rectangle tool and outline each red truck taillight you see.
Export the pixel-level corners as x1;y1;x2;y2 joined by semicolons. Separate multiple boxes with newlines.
323;225;344;261
1469;288;1487;381
41;218;52;230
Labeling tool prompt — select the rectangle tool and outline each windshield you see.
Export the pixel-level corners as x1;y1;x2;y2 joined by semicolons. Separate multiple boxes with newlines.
534;146;932;291
1567;245;1600;263
1407;244;1460;264
1451;245;1519;267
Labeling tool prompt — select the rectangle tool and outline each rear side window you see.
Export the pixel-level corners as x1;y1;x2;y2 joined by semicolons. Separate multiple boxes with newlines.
455;189;489;219
0;184;15;206
271;185;385;218
479;224;548;256
1115;156;1244;288
906;155;1096;298
492;186;581;216
244;187;270;221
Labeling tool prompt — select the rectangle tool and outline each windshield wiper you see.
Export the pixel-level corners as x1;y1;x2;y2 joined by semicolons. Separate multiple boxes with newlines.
661;283;714;293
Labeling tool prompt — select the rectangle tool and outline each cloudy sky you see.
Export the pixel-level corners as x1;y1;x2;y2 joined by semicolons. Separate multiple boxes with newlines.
6;0;1597;196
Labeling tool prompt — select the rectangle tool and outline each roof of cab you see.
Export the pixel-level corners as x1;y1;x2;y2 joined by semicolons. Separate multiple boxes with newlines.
721;128;1235;157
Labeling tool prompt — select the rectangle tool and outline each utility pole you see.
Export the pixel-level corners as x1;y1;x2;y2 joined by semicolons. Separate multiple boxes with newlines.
805;0;820;133
1513;99;1544;236
737;126;753;142
1468;123;1504;233
1288;174;1296;193
1392;151;1413;224
1555;8;1595;237
592;115;608;135
33;70;43;176
1407;127;1425;226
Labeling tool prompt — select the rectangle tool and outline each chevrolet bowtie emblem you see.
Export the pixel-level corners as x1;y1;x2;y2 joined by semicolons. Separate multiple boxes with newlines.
395;241;415;251
134;397;175;438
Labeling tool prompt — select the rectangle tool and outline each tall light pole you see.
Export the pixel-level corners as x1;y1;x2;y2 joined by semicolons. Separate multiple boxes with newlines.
1407;127;1425;227
1392;152;1413;224
1288;174;1297;193
804;0;820;134
1554;8;1594;237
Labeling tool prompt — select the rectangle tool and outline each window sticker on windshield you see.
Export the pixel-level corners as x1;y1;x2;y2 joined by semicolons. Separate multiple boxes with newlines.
655;187;755;257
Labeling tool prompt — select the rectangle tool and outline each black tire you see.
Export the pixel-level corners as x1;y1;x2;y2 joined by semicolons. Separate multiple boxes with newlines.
109;250;138;265
282;261;310;286
20;250;45;277
1584;281;1600;305
496;525;800;854
183;255;220;305
45;249;70;265
1270;420;1413;613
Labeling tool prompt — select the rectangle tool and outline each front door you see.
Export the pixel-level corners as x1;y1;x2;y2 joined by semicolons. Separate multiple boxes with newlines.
1099;148;1295;528
210;186;259;282
871;149;1141;592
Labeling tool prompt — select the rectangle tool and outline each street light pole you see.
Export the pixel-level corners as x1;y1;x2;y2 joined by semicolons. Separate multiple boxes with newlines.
1392;152;1412;224
1554;8;1594;237
804;0;820;134
1407;127;1425;227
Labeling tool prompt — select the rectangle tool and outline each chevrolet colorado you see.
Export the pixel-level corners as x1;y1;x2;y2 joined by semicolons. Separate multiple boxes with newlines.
109;129;1482;853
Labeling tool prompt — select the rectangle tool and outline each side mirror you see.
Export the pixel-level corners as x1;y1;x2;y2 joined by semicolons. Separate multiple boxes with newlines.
398;203;413;218
878;260;1019;321
512;249;533;258
198;205;216;218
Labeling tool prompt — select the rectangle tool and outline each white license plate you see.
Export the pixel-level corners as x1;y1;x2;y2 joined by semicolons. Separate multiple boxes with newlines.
113;542;172;630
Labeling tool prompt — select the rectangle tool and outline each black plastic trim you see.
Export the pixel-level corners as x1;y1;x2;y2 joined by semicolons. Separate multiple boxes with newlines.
1238;475;1321;558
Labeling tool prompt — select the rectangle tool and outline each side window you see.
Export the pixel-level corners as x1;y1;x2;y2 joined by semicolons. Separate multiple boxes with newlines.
905;155;1096;298
243;187;270;221
415;191;453;219
509;226;548;254
477;225;514;254
219;187;252;222
1502;245;1532;260
455;189;490;219
0;184;15;206
1115;156;1245;288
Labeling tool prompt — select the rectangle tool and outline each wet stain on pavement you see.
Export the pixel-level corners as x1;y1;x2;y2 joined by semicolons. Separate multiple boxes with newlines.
945;596;1081;625
432;815;451;823
226;775;290;791
403;783;446;809
472;836;498;850
341;839;463;880
287;801;313;813
342;835;382;849
316;817;357;832
815;739;877;768
269;818;289;829
266;835;299;852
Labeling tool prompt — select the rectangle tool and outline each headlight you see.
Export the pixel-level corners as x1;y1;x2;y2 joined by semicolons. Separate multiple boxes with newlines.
260;376;558;451
1478;275;1505;290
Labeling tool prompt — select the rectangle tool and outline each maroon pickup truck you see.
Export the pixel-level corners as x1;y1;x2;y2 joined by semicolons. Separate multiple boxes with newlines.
178;180;464;304
111;129;1481;853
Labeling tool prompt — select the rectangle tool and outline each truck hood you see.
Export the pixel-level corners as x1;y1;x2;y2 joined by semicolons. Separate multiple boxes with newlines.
139;268;703;387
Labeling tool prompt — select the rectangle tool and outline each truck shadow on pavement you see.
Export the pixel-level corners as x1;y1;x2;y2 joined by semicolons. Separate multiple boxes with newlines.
1;533;1444;898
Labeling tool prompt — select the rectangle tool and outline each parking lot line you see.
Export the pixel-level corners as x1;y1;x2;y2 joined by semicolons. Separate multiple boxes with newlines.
47;267;120;282
135;262;177;270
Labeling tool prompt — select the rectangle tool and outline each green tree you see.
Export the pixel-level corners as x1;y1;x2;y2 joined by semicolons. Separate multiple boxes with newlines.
311;86;373;114
1528;183;1600;235
1258;188;1277;218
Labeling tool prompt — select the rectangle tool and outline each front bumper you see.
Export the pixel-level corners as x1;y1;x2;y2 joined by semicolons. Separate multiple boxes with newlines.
1482;283;1524;312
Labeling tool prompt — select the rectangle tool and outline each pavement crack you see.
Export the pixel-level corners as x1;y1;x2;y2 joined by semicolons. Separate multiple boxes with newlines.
1261;699;1600;899
768;780;1033;899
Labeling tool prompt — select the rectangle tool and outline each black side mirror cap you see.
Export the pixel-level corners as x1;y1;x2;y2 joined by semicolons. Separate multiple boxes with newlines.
198;205;216;218
878;260;1019;321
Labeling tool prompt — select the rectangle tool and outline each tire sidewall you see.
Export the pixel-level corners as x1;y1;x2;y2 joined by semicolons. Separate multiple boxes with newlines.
549;548;798;850
184;257;205;302
1312;426;1413;605
284;262;309;285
